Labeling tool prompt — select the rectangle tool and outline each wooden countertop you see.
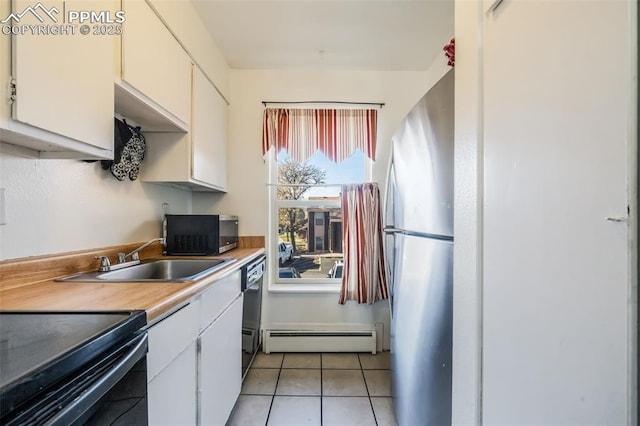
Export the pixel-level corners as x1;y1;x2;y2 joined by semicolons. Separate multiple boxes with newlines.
0;247;265;324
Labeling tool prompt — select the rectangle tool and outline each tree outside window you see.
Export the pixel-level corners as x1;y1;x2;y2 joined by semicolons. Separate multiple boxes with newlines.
277;158;326;253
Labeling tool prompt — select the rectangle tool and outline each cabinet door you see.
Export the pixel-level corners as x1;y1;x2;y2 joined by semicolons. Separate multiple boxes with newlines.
199;295;243;426
148;342;197;426
191;67;228;191
10;0;114;151
121;0;191;125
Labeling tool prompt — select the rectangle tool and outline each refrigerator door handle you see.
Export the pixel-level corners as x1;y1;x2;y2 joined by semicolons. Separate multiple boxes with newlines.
383;227;397;319
385;227;454;242
384;227;403;234
382;154;396;320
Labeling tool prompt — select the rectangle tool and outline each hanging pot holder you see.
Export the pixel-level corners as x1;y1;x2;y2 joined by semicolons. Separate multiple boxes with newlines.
102;118;146;181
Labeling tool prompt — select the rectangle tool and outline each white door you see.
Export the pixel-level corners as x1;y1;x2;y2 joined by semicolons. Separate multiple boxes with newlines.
482;1;632;424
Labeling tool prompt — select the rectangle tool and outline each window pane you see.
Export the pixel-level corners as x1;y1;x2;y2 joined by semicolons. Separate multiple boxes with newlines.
277;207;343;281
275;149;362;282
277;150;366;200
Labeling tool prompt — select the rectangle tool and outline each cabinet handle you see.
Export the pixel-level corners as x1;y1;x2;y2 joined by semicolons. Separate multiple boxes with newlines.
487;0;505;14
605;216;628;223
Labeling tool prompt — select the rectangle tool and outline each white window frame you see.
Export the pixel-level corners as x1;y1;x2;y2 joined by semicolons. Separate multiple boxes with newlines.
267;149;372;293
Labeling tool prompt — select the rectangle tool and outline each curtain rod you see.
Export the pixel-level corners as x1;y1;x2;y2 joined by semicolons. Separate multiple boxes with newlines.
261;100;385;108
265;183;345;188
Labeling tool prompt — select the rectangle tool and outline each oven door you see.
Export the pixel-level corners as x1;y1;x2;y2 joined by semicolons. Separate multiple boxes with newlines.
3;333;148;426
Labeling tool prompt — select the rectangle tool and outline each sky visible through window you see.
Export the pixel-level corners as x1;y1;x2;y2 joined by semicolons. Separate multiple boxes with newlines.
277;149;366;198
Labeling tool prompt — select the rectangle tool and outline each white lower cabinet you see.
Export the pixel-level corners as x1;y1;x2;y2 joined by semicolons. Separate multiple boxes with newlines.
146;302;199;425
148;342;197;425
147;302;199;380
199;296;243;425
146;271;243;425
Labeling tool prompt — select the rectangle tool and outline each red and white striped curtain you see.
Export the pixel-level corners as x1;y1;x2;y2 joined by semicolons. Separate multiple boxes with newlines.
262;108;378;162
339;183;389;305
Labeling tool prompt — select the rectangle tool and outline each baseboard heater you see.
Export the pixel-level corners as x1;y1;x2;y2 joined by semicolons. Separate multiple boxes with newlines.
263;330;376;354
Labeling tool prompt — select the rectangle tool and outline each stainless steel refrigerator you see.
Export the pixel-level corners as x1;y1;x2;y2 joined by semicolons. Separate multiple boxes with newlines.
384;69;454;425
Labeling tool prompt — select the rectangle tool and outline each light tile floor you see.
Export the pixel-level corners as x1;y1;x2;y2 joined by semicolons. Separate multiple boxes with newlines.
227;352;397;426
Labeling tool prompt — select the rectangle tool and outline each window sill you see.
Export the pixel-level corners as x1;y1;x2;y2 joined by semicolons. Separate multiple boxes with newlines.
268;282;341;294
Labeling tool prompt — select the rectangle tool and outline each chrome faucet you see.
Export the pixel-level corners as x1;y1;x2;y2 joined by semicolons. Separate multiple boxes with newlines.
95;238;166;272
120;237;166;262
95;255;112;272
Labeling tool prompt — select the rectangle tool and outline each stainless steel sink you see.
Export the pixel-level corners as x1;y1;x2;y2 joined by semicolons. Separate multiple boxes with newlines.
56;258;236;282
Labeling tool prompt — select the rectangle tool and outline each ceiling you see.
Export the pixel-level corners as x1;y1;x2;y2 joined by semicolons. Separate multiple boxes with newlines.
191;1;454;71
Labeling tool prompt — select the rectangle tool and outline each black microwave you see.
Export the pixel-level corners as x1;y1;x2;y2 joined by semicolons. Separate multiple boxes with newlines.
164;215;238;255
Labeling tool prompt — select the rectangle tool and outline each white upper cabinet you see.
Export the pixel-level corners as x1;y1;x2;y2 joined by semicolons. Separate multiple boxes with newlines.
119;0;191;131
191;67;228;190
0;0;115;159
141;66;229;192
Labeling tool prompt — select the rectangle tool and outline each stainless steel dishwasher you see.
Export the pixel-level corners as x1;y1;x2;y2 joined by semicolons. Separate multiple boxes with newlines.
241;254;265;379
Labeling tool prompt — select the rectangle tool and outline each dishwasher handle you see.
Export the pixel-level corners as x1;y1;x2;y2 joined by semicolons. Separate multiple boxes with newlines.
247;265;264;283
245;278;262;292
242;267;264;291
242;255;266;292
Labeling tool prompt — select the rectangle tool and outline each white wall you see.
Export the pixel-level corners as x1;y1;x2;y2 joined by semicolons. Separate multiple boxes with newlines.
453;0;637;423
452;1;483;423
193;61;451;348
0;150;191;260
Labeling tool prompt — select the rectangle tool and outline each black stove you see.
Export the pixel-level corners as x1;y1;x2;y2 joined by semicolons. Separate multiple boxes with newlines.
0;311;148;425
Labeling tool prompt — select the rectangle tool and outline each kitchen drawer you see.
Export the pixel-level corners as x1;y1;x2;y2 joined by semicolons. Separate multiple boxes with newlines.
199;270;241;330
147;302;199;381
